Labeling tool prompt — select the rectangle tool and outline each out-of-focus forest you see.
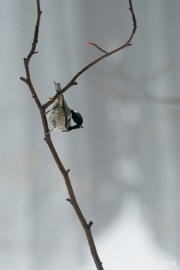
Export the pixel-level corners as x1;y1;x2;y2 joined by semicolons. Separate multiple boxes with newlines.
0;1;179;269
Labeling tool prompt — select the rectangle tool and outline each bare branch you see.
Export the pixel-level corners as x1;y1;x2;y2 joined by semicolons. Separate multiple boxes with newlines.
42;0;137;110
20;1;137;269
85;41;108;54
44;135;104;270
61;0;137;91
26;0;42;64
20;0;42;110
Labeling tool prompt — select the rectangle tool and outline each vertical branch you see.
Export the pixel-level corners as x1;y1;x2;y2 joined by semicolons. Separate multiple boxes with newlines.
45;140;104;270
20;0;42;110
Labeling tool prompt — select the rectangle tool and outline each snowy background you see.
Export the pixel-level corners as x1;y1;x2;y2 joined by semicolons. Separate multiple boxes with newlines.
0;0;180;269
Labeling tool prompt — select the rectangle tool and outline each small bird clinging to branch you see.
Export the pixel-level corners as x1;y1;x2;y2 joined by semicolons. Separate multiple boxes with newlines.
48;82;83;133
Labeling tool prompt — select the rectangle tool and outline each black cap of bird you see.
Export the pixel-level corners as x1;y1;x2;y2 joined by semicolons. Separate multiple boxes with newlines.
48;82;83;132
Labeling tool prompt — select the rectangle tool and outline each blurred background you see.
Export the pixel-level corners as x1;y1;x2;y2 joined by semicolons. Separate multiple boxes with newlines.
0;0;180;269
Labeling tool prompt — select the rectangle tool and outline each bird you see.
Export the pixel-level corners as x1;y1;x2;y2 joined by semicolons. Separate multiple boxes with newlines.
47;82;83;132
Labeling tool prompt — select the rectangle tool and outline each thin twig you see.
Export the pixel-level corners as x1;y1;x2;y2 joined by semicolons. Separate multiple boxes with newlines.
85;40;108;54
20;1;137;269
20;0;42;110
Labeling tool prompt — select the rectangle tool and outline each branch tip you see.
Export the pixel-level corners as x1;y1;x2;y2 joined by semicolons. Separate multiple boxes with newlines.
85;40;108;54
66;198;72;203
20;77;27;83
88;221;94;229
66;169;71;174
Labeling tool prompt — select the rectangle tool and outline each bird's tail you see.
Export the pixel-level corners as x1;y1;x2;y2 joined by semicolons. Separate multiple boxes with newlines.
54;81;63;104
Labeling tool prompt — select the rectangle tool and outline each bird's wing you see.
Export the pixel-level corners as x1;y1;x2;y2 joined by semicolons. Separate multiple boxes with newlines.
62;95;71;129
